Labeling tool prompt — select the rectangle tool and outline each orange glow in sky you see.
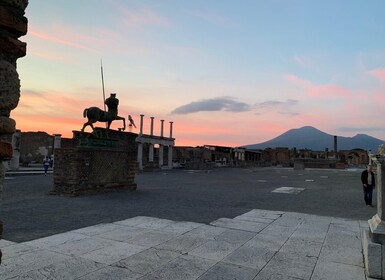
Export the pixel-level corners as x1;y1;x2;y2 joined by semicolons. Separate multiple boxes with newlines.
13;1;385;146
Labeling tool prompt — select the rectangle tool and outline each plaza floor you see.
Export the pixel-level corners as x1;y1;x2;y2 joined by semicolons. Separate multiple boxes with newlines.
1;209;373;280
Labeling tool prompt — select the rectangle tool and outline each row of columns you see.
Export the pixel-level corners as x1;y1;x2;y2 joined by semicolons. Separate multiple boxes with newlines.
139;114;173;138
137;115;175;171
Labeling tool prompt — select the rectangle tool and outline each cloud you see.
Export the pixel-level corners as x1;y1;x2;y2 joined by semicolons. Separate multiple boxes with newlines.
171;97;251;114
284;74;351;98
109;0;172;28
29;29;97;52
254;99;299;116
369;68;385;81
255;99;298;108
293;54;312;68
186;10;236;28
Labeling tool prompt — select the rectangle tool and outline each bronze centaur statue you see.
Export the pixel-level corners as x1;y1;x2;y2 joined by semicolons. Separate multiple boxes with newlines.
81;93;126;132
81;107;126;132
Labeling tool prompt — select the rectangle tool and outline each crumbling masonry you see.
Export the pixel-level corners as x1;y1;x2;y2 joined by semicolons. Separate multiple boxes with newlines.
0;0;28;263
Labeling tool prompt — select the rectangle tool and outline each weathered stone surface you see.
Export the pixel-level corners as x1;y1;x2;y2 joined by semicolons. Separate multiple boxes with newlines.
0;36;26;57
1;0;29;11
0;140;12;158
0;4;28;36
53;130;138;196
0;60;20;116
363;229;382;279
0;116;16;134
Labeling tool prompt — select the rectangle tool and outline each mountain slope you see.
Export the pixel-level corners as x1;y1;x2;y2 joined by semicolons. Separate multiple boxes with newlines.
244;126;385;151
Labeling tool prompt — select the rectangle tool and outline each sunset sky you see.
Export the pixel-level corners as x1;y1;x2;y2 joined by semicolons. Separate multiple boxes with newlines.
13;0;385;146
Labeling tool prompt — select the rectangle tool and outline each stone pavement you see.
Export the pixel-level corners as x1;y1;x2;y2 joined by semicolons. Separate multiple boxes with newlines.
0;209;373;280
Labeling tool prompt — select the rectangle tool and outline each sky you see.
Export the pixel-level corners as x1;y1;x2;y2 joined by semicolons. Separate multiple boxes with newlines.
13;0;385;147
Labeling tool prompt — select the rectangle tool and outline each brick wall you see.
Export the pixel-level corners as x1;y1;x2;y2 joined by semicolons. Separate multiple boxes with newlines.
52;129;138;196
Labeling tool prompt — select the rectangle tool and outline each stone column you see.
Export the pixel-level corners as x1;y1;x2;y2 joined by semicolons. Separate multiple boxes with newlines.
0;0;29;264
149;144;154;162
139;114;144;136
137;142;143;171
150;117;154;136
160;120;164;138
159;144;164;167
169;121;173;138
53;134;62;149
168;145;173;169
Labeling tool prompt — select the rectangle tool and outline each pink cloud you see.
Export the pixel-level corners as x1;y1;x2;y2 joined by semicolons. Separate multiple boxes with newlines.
369;68;385;81
108;0;171;28
284;74;351;98
29;29;97;52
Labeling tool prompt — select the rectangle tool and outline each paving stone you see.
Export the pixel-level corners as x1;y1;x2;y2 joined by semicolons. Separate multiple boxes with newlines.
233;215;275;224
159;221;203;235
13;256;105;280
47;236;119;257
240;209;284;220
262;251;318;279
254;269;308;280
80;242;146;265
319;244;364;267
198;262;258;280
223;244;276;269
311;260;366;280
139;254;216;280
245;233;288;251
270;215;304;228
188;240;240;261
183;224;228;239
71;223;127;236
1;243;38;260
113;248;181;275
113;216;160;227
258;224;297;238
210;218;268;233
155;234;208;254
77;266;143;280
1;249;72;279
0;239;15;248
124;229;177;248
280;237;323;257
94;226;150;242
22;232;88;249
134;218;175;230
214;228;256;245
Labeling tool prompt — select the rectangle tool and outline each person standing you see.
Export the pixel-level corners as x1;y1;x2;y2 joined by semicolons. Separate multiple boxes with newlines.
43;156;50;175
361;165;375;206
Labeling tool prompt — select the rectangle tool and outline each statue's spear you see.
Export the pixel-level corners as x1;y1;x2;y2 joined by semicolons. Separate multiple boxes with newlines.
100;59;108;128
100;59;106;112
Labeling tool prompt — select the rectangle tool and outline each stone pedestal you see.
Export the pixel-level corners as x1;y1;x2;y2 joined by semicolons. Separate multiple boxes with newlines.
52;129;138;196
364;156;385;279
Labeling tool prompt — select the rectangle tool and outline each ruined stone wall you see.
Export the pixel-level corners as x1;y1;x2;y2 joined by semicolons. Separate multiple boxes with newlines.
0;0;28;263
53;129;138;196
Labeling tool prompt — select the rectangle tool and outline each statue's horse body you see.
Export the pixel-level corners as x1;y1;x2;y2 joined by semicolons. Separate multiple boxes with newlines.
81;107;126;132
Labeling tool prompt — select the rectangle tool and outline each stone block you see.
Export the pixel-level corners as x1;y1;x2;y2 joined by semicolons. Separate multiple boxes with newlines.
311;260;366;280
0;5;28;36
188;240;239;261
362;229;382;279
113;248;181;276
210;218;267;233
0;140;12;158
198;262;258;280
0;117;15;135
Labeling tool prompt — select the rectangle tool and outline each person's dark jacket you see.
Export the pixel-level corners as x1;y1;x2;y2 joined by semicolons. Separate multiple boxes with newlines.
361;170;375;187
